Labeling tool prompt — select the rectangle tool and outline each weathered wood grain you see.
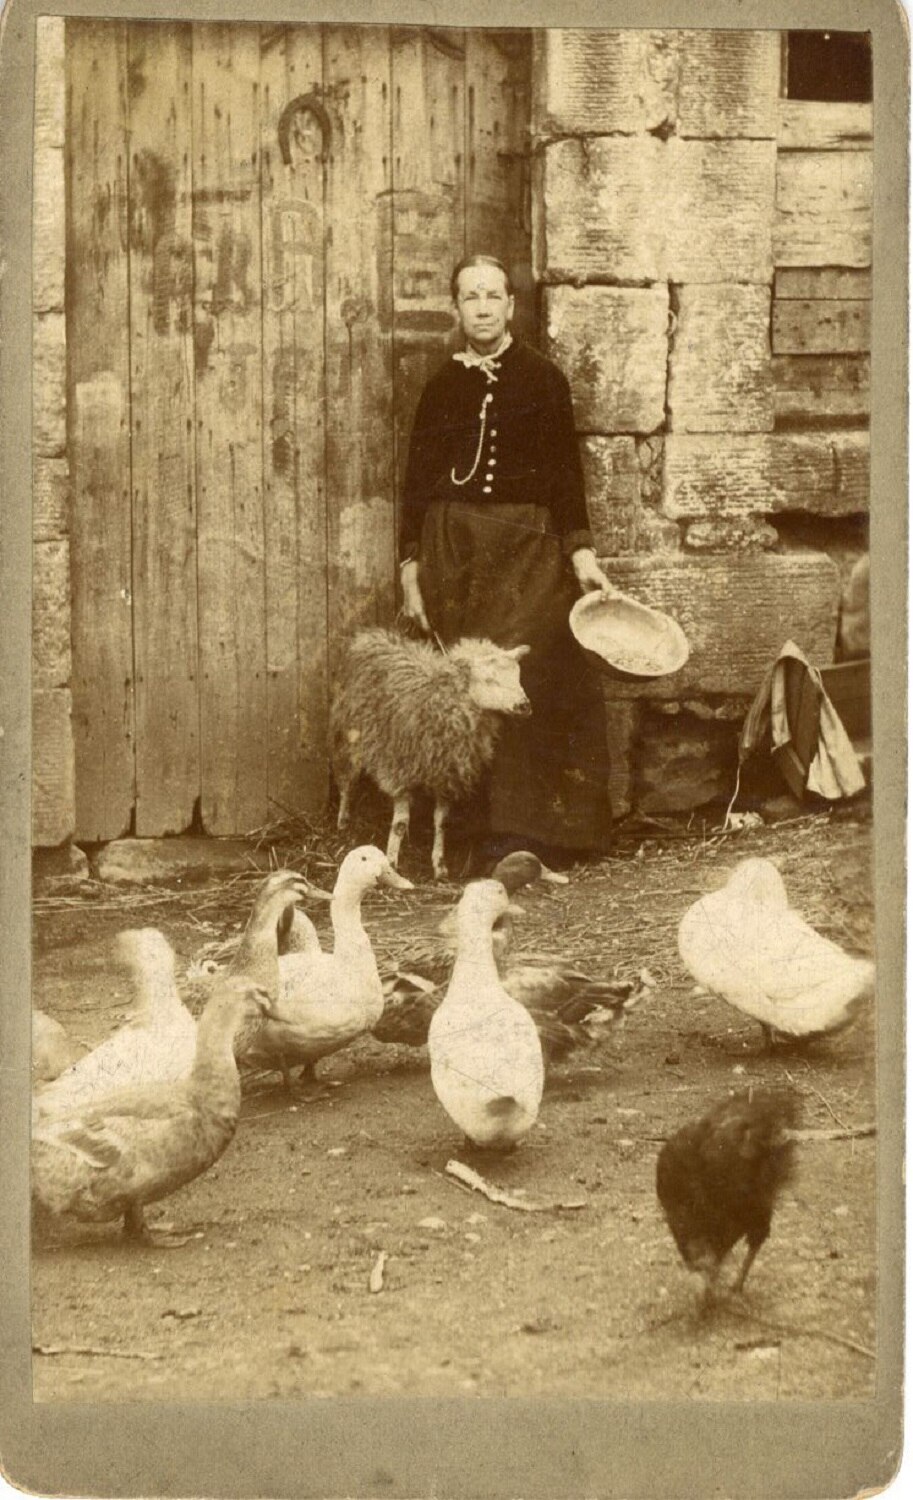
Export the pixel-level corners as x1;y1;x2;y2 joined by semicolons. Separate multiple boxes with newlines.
532;29;679;137
675;29;779;139
128;22;199;837
32;689;76;846
260;24;329;817
580;436;639;554
663;432;870;520
466;30;535;344
67;19;135;840
392;27;465;528
192;23;268;834
774;267;872;300
33;457;69;541
772;354;870;425
33;540;71;688
668;285;773;434
537;137;775;284
545;285;668;434
772;299;871;355
777;100;873;151
774;150;872;268
324;25;395;673
589;553;841;698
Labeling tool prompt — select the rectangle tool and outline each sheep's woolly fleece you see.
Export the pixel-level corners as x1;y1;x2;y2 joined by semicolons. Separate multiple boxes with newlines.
330;629;519;802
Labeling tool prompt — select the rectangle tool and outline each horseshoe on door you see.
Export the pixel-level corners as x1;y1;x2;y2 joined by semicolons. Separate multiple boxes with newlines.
277;93;332;166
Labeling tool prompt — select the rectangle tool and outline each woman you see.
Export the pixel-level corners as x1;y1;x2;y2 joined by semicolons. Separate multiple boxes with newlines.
399;253;617;867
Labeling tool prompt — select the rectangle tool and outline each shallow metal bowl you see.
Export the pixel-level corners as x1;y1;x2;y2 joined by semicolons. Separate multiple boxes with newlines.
569;590;690;682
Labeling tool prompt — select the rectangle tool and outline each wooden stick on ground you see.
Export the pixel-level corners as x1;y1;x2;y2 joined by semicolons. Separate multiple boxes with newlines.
33;1343;162;1361
443;1159;587;1213
727;1308;875;1362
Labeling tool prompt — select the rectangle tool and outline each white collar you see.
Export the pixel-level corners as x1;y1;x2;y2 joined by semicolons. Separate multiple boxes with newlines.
452;332;513;383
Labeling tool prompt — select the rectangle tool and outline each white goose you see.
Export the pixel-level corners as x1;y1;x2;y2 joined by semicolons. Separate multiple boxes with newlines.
246;846;413;1088
428;880;544;1149
678;856;874;1045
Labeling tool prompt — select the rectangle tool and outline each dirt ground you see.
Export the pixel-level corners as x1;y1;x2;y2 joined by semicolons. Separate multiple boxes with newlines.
31;806;876;1403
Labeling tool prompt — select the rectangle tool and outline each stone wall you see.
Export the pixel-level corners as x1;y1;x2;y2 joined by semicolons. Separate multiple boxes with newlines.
531;29;872;817
33;17;76;846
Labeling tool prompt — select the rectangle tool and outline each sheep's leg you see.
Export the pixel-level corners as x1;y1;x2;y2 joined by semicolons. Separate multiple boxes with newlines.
386;794;411;870
432;800;450;881
336;773;354;830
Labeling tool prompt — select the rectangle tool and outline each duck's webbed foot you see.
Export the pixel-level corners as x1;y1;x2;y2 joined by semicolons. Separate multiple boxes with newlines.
122;1203;193;1249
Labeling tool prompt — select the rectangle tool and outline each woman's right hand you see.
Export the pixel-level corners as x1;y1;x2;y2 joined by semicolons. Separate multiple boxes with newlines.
400;560;431;634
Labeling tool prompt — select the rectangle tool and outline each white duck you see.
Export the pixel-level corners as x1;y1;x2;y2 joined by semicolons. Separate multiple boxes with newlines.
245;846;413;1088
32;1010;86;1084
428;880;544;1149
678;856;874;1046
32;976;281;1244
35;929;198;1116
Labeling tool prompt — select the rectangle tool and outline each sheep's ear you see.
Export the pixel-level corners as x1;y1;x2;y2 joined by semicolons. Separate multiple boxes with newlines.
507;644;531;660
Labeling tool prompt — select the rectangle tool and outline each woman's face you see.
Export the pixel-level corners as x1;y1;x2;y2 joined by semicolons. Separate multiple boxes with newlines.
454;264;514;354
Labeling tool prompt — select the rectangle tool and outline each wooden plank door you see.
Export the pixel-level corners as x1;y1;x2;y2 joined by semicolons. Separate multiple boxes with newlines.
259;27;330;816
127;21;199;836
323;25;395;677
191;23;268;834
67;19;135;841
391;27;466;510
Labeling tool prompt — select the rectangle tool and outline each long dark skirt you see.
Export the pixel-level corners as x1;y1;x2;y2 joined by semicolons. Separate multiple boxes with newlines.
417;500;613;851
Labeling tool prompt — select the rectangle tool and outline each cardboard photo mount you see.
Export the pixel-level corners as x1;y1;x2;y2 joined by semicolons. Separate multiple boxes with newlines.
0;1;906;1496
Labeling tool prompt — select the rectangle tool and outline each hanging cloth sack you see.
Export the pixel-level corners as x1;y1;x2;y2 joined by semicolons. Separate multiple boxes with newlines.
738;639;866;801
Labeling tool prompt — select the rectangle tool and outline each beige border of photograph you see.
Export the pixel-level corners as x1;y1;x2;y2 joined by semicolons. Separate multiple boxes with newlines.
1;0;906;1495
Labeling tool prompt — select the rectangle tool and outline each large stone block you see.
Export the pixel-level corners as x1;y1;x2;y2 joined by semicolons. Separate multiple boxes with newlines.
536;137;775;284
33;312;67;456
35;16;66;147
589;552;840;698
581;437;639;554
663;432;869;520
532;29;679;136
663;139;776;282
772;299;870;355
774;150;872;268
33;539;71;687
94;836;274;887
676;30;780;139
32;688;76;847
535;137;666;283
533;30;779;141
635;711;738;815
772;354;870;425
33;144;65;313
668;285;773;433
545;286;668;434
33;456;70;540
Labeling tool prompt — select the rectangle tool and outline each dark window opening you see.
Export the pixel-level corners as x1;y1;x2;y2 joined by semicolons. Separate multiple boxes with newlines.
785;31;872;103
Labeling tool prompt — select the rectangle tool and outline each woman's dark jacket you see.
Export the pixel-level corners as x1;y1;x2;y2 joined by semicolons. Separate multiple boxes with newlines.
399;340;594;563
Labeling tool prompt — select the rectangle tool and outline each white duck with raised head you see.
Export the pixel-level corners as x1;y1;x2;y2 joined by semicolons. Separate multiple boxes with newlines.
429;880;544;1148
246;846;413;1086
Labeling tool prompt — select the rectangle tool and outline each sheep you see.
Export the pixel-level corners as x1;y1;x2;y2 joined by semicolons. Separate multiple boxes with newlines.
330;627;531;880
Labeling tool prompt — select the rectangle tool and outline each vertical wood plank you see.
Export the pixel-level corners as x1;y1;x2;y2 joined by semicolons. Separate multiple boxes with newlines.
465;29;534;344
67;18;135;840
192;23;268;833
259;24;329;815
391;27;465;515
127;21;200;835
323;24;395;671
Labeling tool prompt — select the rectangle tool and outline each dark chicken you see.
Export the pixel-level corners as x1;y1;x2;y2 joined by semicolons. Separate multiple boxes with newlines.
656;1090;799;1303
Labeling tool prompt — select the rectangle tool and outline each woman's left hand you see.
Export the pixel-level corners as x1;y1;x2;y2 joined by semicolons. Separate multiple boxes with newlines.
570;547;621;597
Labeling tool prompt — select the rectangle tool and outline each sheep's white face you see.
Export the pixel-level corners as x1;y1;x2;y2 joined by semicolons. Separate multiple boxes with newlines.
466;647;532;715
